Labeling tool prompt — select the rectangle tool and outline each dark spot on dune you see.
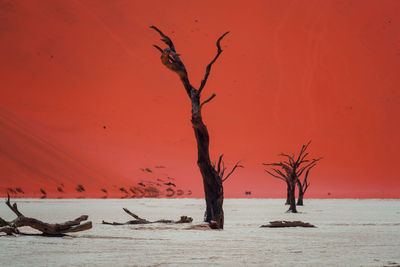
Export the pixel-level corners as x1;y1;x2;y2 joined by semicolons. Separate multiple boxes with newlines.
7;188;17;194
103;125;106;129
101;195;108;199
101;188;108;193
145;168;152;173
76;184;85;192
50;55;54;59
130;186;144;198
194;19;198;23
16;187;24;194
177;189;184;196
57;187;64;193
40;188;47;195
187;190;192;196
166;188;175;197
119;187;129;194
40;195;47;199
164;182;176;187
138;182;146;187
167;177;175;180
245;191;251;195
145;186;160;198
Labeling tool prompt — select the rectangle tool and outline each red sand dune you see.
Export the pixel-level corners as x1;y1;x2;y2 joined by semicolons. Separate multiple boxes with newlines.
0;0;399;198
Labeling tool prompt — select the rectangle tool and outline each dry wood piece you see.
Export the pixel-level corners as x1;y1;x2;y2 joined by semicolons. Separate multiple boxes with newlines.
261;221;316;228
183;220;220;230
0;194;92;236
102;208;193;225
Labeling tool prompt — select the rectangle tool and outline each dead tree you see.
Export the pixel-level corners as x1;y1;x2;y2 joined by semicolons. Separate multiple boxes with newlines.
102;208;193;225
0;194;92;236
263;141;321;213
151;26;242;229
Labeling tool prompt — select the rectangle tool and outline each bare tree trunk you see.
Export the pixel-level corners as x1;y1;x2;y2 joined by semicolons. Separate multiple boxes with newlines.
287;183;297;213
297;179;304;206
285;184;290;205
191;98;224;227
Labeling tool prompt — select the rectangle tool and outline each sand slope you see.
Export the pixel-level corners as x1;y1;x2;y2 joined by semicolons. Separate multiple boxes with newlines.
0;0;399;198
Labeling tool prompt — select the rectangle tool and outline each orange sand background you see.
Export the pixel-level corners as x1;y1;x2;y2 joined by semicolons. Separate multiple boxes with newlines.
1;0;399;198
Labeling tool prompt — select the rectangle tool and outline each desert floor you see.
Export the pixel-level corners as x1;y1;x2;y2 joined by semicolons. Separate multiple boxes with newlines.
0;198;399;266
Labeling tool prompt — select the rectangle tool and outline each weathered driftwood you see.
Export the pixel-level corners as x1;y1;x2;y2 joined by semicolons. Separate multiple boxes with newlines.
0;194;92;236
261;221;316;228
102;208;193;225
151;26;242;229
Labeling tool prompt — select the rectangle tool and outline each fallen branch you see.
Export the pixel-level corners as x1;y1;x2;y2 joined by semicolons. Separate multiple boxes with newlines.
0;194;92;236
261;221;316;228
102;208;193;225
185;221;220;230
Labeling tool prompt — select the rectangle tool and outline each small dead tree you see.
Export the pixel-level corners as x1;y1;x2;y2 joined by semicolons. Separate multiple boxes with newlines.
263;141;321;212
0;194;92;236
151;26;242;229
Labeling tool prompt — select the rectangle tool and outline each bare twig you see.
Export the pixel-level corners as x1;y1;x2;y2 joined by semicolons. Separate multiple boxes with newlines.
222;161;243;182
200;93;216;109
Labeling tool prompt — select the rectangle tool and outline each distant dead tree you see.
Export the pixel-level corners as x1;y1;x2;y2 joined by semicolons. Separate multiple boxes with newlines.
151;26;242;229
263;141;321;212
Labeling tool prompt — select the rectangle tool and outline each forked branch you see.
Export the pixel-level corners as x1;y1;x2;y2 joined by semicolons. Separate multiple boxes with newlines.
198;31;230;94
151;26;229;99
216;155;243;182
151;25;192;96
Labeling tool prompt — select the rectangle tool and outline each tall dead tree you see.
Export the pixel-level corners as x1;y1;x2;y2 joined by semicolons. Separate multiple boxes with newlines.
263;141;321;212
151;26;242;229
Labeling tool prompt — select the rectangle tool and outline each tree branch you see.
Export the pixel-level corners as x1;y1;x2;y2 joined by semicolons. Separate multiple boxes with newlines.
6;193;23;217
200;94;216;109
222;161;243;182
150;26;175;51
198;31;230;94
217;154;224;175
151;26;193;97
264;169;286;181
